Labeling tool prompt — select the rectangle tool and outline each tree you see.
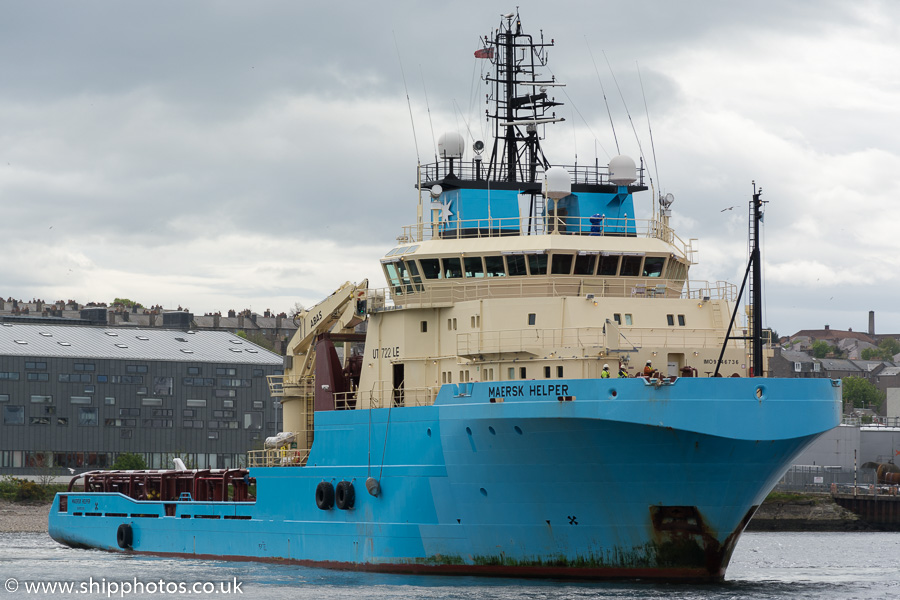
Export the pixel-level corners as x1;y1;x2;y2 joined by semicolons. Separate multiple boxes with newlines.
842;376;885;411
863;338;900;361
112;298;143;309
236;330;275;352
288;301;305;318
810;340;832;358
111;453;146;470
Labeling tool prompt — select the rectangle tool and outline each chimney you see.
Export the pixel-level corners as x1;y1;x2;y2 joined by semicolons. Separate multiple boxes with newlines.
108;310;116;326
213;313;220;329
238;315;245;329
869;311;875;336
824;324;829;332
275;315;282;330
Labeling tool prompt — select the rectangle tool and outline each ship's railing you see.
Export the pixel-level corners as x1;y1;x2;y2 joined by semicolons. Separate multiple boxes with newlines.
247;448;309;468
457;326;737;356
419;160;644;188
369;278;737;312
335;382;437;409
266;374;284;397
399;216;691;254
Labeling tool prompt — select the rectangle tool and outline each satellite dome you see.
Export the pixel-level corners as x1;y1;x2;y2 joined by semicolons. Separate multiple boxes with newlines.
438;132;465;159
543;166;571;200
609;155;637;186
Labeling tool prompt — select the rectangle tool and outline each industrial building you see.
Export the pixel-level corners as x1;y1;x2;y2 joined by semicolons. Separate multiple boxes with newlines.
0;323;283;475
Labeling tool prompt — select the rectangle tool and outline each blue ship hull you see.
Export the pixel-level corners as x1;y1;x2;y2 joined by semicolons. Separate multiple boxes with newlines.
49;377;841;580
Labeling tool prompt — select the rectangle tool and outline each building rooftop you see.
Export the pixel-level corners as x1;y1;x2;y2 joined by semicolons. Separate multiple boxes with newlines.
0;323;281;365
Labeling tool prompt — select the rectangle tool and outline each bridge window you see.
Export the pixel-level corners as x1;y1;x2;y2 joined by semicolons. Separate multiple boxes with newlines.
443;257;463;279
506;255;527;276
620;256;642;277
643;256;665;277
544;366;551;378
678;315;685;326
420;258;441;279
528;313;536;326
574;253;597;275
613;313;621;324
667;314;675;326
551;254;574;275
528;254;547;275
464;257;484;278
598;255;619;276
484;256;506;277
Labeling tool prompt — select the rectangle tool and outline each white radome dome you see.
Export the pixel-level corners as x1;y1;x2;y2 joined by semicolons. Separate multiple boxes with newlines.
543;166;571;199
609;155;637;186
438;132;465;159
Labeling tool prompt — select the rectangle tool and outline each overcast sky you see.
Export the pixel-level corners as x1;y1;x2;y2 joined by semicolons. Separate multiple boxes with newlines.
1;1;898;336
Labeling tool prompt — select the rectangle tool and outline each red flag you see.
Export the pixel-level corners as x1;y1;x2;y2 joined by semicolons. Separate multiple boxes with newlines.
474;47;494;59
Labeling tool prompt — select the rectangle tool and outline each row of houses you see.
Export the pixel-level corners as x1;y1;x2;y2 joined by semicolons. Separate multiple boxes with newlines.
1;298;299;355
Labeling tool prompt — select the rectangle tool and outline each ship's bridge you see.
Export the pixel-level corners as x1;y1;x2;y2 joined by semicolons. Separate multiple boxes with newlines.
376;219;735;310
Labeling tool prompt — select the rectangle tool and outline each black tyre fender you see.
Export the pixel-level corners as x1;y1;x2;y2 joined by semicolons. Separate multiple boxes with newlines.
315;481;335;510
116;523;133;549
335;480;355;510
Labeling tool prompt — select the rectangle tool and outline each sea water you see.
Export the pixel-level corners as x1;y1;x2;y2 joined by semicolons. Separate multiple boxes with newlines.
2;532;899;599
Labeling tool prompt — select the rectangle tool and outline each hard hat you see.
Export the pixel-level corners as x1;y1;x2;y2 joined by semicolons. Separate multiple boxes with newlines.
603;364;609;369
646;360;652;364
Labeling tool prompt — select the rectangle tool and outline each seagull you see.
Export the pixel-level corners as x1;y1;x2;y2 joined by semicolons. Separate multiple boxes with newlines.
720;206;736;212
68;468;75;474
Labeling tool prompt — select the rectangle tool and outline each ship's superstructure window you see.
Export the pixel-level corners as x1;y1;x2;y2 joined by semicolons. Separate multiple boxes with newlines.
420;258;441;279
667;314;675;326
508;367;515;379
484;256;506;277
574;253;597;275
421;321;428;333
443;258;463;279
519;367;527;378
506;255;527;276
528;313;536;326
464;257;484;278
624;314;633;326
519;253;542;275
598;255;619;276
620;256;642;277
551;254;574;275
613;314;621;324
447;318;457;331
643;257;665;277
557;366;564;377
677;315;686;326
544;366;551;378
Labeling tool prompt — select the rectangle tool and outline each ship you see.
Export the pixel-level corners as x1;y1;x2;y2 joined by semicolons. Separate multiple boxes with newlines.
49;11;842;581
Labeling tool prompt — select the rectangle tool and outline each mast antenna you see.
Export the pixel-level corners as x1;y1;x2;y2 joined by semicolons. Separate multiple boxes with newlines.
393;31;420;164
586;37;619;155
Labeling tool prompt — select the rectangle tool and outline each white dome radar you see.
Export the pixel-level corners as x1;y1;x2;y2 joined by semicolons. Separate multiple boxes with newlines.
430;185;443;199
543;166;572;199
438;132;465;159
608;155;637;186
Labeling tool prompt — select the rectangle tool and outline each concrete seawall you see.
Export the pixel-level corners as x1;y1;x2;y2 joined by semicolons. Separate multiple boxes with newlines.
747;493;876;531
